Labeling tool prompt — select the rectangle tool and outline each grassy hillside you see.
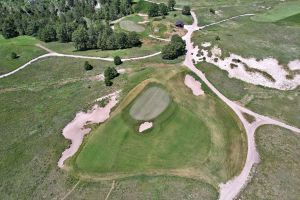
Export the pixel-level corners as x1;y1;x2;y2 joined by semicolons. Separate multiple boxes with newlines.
0;35;46;75
71;69;246;189
239;125;300;199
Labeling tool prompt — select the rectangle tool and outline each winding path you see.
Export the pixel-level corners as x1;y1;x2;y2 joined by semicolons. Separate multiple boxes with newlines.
0;49;161;79
182;11;300;200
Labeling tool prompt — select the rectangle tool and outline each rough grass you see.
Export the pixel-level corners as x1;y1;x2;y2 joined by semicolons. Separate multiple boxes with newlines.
0;57;124;199
0;35;46;75
72;69;246;188
239;125;300;199
198;63;300;127
251;1;300;22
129;86;170;120
64;175;218;200
193;15;300;64
120;20;145;32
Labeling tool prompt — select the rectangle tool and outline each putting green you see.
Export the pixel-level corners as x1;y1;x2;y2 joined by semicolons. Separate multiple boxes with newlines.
120;20;145;32
129;86;170;120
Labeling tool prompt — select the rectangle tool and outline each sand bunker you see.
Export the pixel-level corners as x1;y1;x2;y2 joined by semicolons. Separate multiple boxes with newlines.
288;60;300;70
184;74;204;96
57;92;119;168
193;44;300;90
139;122;153;132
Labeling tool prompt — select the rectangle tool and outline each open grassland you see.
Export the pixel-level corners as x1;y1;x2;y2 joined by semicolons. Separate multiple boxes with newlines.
251;1;300;22
193;16;300;64
0;35;46;75
198;63;300;127
42;38;162;58
0;57;124;199
120;20;146;32
239;125;300;199
71;68;246;190
64;176;218;200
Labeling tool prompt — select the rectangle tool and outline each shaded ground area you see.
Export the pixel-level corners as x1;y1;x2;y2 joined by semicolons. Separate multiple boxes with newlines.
239;125;300;199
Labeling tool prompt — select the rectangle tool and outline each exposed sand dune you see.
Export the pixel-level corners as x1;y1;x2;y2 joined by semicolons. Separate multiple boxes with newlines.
184;74;204;96
193;45;300;90
57;92;119;168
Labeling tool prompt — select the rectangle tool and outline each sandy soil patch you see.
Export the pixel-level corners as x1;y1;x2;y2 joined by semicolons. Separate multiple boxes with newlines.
139;121;153;132
184;74;204;96
193;44;300;90
201;42;211;48
57;92;119;168
288;60;300;70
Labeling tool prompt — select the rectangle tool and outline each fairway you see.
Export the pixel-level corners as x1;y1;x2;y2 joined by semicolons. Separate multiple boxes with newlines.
252;1;300;22
120;20;145;32
129;86;170;120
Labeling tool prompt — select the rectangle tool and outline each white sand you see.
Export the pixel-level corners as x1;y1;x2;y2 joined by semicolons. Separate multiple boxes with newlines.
288;60;300;70
184;74;204;96
139;122;153;132
193;44;300;90
57;92;119;168
201;42;211;47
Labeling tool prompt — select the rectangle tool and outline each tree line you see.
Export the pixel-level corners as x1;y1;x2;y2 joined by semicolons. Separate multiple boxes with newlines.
0;0;140;51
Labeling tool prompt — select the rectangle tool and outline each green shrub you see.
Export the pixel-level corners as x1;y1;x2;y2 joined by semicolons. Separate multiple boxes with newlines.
182;6;191;15
114;56;122;65
11;52;18;59
84;61;93;70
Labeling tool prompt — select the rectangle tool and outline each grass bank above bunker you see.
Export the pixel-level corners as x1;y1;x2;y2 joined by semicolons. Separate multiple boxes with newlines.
70;71;246;188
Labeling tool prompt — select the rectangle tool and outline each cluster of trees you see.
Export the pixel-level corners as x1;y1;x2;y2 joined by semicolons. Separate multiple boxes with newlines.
161;35;186;60
0;0;136;49
148;0;176;17
72;24;141;51
104;67;119;86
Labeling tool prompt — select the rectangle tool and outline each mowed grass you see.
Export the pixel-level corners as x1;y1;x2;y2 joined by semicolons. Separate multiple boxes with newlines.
42;38;162;58
198;63;300;127
276;13;300;26
0;57;124;199
0;35;46;75
120;20;145;32
129;86;170;120
73;69;246;188
252;1;300;22
239;125;300;199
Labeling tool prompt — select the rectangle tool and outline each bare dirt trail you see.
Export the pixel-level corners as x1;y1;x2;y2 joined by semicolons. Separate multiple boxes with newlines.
0;46;161;79
183;10;300;200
